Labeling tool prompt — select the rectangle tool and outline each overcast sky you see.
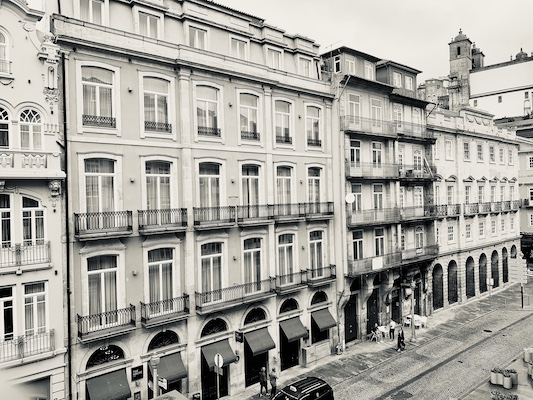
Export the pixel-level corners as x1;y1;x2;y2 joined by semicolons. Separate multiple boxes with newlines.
219;0;533;83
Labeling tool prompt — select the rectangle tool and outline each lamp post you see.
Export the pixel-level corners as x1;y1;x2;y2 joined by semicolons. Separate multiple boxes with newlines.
150;354;161;397
409;281;416;342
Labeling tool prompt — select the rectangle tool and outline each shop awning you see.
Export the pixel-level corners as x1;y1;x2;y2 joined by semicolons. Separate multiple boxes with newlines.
201;339;238;370
150;352;187;383
244;328;276;356
311;309;337;332
279;317;308;342
86;369;131;400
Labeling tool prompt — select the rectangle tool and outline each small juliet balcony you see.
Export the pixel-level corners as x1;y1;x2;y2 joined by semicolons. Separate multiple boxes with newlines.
195;278;275;315
198;126;221;137
138;208;188;234
433;204;461;219
74;211;133;240
236;205;274;226
241;130;260;141
0;242;50;270
347;207;399;227
77;305;136;342
0;60;12;74
398;164;437;181
276;135;293;144
82;114;116;128
274;270;308;295
145;121;172;133
345;161;399;180
193;206;236;229
141;294;190;328
340;115;396;138
307;265;336;288
478;202;492;214
393;121;434;141
490;201;502;213
464;203;479;216
511;200;521;210
399;205;436;222
0;330;55;363
302;202;334;220
307;138;322;147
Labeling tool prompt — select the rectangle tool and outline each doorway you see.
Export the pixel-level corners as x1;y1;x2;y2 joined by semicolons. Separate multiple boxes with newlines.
344;295;358;343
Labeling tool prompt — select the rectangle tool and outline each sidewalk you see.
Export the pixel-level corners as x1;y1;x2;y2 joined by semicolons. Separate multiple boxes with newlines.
233;280;533;400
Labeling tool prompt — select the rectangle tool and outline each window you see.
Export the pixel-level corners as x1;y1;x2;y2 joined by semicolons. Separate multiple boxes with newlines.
465;223;471;240
139;12;159;39
500;186;505;202
445;139;453;160
490;186;495;202
415;226;424;249
351;184;362;212
447;186;454;205
434;136;440;160
479;221;485;237
196;86;220;136
299;58;312;77
275;101;291;143
81;66;115;128
400;228;405;251
0;106;8;147
0;194;11;247
146;161;171;215
22;197;45;246
436;226;440;245
267;48;282;69
500;148;505;164
346;58;355;75
463;142;470;160
477;143;483;161
201;242;222;300
276;166;292;204
498;95;502;103
0;287;14;340
278;234;294;282
510;186;515;202
511;215;515;231
393;104;403;128
478;185;484;203
85;158;115;215
508;149;513;165
348;94;360;120
405;76;414;91
398;146;404;170
333;56;341;73
231;38;247;60
373;184;383;210
350;140;361;167
243;238;261;292
530;214;533;227
308;167;321;203
370;99;382;128
87;255;118;322
352;231;363;260
489;146;495;163
309;231;324;277
465;186;471;204
491;219;496;235
372;142;382;166
414;187;423;208
434;185;440;206
306;106;321;146
447;225;454;242
80;0;104;24
364;61;374;80
189;26;207;49
501;217;505;232
393;72;402;88
399;187;404;209
143;77;170;133
242;164;259;208
374;228;384;256
240;93;259;138
23;282;47;336
19;109;42;151
147;248;174;312
529;188;533;202
199;162;220;208
473;100;478;107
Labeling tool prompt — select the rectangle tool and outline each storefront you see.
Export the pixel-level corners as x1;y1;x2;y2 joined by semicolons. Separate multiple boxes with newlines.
148;352;187;398
201;339;238;400
243;327;276;386
86;369;131;400
279;317;308;371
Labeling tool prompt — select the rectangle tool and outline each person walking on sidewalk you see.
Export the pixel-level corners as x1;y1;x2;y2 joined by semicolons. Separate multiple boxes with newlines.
397;326;405;352
269;368;278;398
259;366;268;397
389;319;396;340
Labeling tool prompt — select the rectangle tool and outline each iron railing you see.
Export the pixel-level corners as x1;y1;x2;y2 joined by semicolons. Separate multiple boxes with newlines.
82;114;116;128
340;115;396;137
138;208;188;230
77;305;136;339
512;200;521;210
401;244;439;260
501;200;511;211
302;202;334;217
193;206;236;226
272;203;302;219
491;201;502;212
275;270;308;288
241;131;260;140
345;161;399;179
307;138;322;147
74;211;133;237
464;203;479;215
479;202;492;213
236;205;273;222
141;295;189;323
195;278;275;308
198;126;221;136
393;120;433;140
145;121;172;133
399;206;434;220
398;164;437;179
307;264;336;281
276;135;293;144
348;207;399;226
0;242;50;268
0;330;54;363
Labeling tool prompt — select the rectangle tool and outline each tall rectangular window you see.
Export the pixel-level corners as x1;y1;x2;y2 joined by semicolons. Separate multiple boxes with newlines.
463;142;470;160
85;158;115;214
276;166;292;205
87;255;118;322
465;186;471;204
196;86;219;136
374;228;384;256
231;38;246;60
445;139;453;160
477;143;483;161
370;99;382;128
309;231;324;277
393;72;402;88
479;221;485;237
240;94;258;136
348;94;360;120
20;109;42;150
465;224;471;240
243;238;261;292
278;234;294;282
299;58;312;77
346;59;355;75
447;186;454;205
275;101;291;143
415;226;424;249
146;161;171;212
139;12;159;39
148;248;173;313
478;185;484;203
0;107;9;148
189;26;207;49
199;163;220;208
372;142;382;166
0;287;14;341
489;146;495;162
0;194;11;247
405;76;414;90
499;148;505;164
508;149;514;164
242;165;259;207
364;61;374;80
351;184;362;212
447;225;454;242
267;48;282;69
350;140;361;166
22;197;45;246
82;66;114;127
308;167;321;203
373;184;383;210
80;0;104;24
352;231;363;260
201;242;222;300
144;77;170;133
306;106;321;146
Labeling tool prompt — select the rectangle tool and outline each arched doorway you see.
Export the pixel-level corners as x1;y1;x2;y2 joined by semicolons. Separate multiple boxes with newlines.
201;319;233;400
447;261;458;304
344;278;360;344
466;257;475;299
243;308;268;387
432;264;444;310
147;331;183;398
279;299;306;371
502;248;509;283
491;251;499;288
479;254;488;293
511;245;517;259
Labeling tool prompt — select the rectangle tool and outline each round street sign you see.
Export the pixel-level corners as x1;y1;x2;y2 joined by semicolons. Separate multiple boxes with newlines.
214;352;223;368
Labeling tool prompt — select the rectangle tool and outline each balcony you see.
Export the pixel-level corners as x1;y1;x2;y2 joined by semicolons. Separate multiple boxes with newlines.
478;202;492;214
393;121;434;141
399;205;436;222
145;121;172;133
198;126;221;137
0;242;50;269
302;202;334;220
307;265;336;287
307;138;322;147
272;203;305;222
464;203;479;216
236;205;273;226
0;150;64;179
0;330;55;363
274;270;308;295
141;294;190;328
345;161;399;179
193;206;236;229
511;200;520;210
241;130;260;141
74;211;133;240
195;278;275;315
82;114;116;128
401;244;439;262
433;204;461;219
501;201;512;211
347;207;399;227
138;208;188;234
490;201;502;213
276;135;293;144
77;305;136;342
398;164;437;181
340;115;396;138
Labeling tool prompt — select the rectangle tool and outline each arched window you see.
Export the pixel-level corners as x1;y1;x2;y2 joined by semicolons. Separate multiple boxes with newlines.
201;318;227;337
196;85;220;136
86;345;125;369
19;109;42;150
0;32;9;73
244;308;266;325
280;298;298;314
148;330;179;351
81;66;116;127
0;106;9;148
143;77;170;133
311;291;328;305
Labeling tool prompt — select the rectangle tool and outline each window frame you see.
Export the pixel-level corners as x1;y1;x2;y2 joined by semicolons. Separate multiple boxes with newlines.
393;71;402;88
298;56;313;78
477;143;484;162
305;103;323;148
188;24;208;50
276;230;298;280
463;141;470;161
139;72;176;139
19;108;43;151
229;35;248;61
0;29;10;75
133;6;164;39
140;156;178;211
237;89;262;144
193;81;224;142
273;98;294;148
77;0;109;26
266;46;283;70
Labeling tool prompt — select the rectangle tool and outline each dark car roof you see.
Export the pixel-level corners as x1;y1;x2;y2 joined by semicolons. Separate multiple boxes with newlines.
274;377;331;399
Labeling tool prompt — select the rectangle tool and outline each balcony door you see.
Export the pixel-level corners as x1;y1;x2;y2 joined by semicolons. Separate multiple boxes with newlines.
87;255;118;329
199;162;220;221
276;166;292;216
85;158;115;230
243;238;261;294
278;234;294;285
201;243;222;303
147;248;174;316
146;161;171;225
242;165;259;218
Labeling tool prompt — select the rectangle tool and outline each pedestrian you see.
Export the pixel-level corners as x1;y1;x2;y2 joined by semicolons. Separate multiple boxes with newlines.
389;319;396;340
259;366;268;397
269;367;278;398
397;326;405;352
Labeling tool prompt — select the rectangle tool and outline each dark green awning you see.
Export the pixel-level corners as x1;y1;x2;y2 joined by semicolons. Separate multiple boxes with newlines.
201;339;238;370
150;352;187;383
244;328;276;356
86;369;131;400
311;308;337;332
279;317;308;342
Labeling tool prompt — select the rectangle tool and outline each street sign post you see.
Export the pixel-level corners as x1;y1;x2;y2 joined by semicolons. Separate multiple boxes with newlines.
214;353;223;400
158;376;168;390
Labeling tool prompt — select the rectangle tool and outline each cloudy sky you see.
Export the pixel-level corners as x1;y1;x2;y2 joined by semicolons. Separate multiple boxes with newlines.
219;0;532;83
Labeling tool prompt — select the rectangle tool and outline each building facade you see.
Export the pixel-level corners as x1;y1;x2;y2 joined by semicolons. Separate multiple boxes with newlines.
50;0;337;399
0;0;66;398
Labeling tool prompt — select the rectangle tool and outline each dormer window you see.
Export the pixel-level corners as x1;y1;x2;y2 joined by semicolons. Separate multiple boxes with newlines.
393;72;402;88
364;61;374;80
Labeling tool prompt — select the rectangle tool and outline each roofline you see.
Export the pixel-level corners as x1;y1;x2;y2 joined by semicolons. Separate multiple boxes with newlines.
320;46;381;62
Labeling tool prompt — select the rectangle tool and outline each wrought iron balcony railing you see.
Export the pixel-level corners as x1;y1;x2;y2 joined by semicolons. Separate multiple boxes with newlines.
138;208;188;232
276;135;293;144
433;204;461;218
77;305;136;339
511;200;521;210
348;207;400;226
0;330;55;363
393;120;433;140
241;130;260;140
274;270;308;290
501;200;511;211
193;206;236;227
401;244;439;260
145;121;172;133
340;115;396;137
82;114;116;128
398;164;437;179
302;202;334;218
307;264;336;282
198;126;221;137
464;203;479;215
490;201;502;213
399;205;435;220
479;202;492;214
272;203;303;219
345;161;399;179
74;211;133;238
141;295;189;325
307;138;322;147
236;204;273;223
0;242;50;268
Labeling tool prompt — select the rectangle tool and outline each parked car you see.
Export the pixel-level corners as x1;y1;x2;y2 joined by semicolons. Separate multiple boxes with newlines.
272;377;334;400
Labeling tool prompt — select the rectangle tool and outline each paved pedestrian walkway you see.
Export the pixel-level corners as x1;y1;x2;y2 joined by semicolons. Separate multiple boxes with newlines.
233;280;533;400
